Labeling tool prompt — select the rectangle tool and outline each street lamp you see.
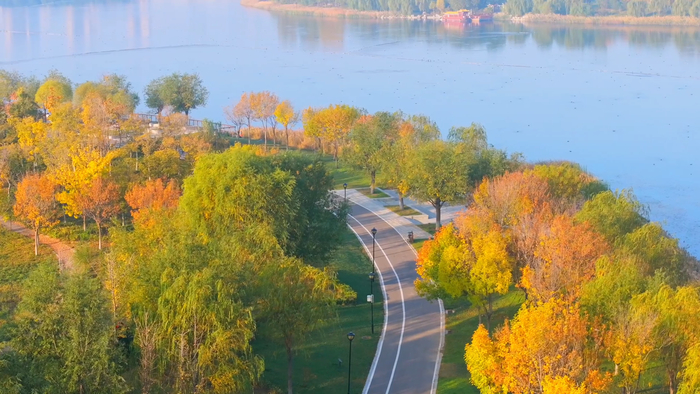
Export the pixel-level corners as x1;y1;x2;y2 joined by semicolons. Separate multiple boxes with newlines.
347;332;355;394
343;183;348;202
371;227;377;273
369;272;376;334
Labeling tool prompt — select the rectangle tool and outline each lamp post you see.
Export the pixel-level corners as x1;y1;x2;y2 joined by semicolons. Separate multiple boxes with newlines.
369;272;375;334
343;183;348;202
370;227;377;334
347;332;355;394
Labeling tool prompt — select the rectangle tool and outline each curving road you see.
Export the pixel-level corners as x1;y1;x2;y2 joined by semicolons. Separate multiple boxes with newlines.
347;203;444;394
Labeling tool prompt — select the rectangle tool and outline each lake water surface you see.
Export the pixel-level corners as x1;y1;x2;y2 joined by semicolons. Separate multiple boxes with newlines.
1;0;699;255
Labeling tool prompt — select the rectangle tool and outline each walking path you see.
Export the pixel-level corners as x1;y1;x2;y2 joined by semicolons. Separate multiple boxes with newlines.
339;190;445;394
0;218;75;270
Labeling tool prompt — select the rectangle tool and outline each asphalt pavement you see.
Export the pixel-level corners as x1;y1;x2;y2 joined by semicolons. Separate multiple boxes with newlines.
347;203;444;394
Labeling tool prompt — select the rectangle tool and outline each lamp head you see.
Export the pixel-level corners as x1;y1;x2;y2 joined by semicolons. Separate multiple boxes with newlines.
343;183;348;189
369;272;375;281
371;227;377;236
347;332;355;342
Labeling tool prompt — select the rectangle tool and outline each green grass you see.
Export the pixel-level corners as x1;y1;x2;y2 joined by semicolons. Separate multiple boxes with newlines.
357;188;390;199
412;239;428;252
328;164;371;190
385;205;422;217
254;230;383;394
437;290;525;394
0;227;56;341
417;223;437;235
44;217;99;244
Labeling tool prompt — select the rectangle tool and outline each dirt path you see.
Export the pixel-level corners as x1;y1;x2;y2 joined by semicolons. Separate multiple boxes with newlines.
1;219;75;270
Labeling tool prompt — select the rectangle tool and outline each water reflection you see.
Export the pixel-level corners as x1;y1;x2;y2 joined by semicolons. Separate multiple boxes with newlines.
270;13;700;55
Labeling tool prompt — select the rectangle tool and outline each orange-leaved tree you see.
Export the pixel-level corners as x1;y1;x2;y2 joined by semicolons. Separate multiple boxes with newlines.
125;178;181;227
465;298;612;394
13;173;59;255
521;214;610;302
78;176;121;249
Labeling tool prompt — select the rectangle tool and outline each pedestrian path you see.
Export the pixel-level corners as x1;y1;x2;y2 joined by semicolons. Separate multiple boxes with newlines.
339;189;433;240
0;218;75;270
377;188;464;225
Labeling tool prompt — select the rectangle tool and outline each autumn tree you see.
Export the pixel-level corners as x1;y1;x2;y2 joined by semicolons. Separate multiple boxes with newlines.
520;214;609;301
465;299;611;394
230;92;255;144
257;258;339;394
274;100;298;150
251;91;279;150
78;176;121;249
125;178;181;227
415;221;513;329
35;77;72;120
54;148;115;230
13;174;59;255
343;111;400;194
303;104;360;164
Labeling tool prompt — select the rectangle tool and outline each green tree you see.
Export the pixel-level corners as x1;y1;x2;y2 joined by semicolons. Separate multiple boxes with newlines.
407;140;466;229
257;258;339;394
12;265;127;394
344;111;400;194
159;73;209;116
143;77;166;117
271;152;348;266
158;267;263;393
35;78;72;120
575;190;648;244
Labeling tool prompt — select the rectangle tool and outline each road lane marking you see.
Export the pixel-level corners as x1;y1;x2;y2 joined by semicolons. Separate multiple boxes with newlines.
348;214;406;394
346;218;389;394
345;196;446;394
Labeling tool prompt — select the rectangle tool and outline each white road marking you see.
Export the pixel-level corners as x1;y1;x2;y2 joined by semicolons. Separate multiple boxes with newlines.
345;194;446;394
348;214;407;394
346;219;389;394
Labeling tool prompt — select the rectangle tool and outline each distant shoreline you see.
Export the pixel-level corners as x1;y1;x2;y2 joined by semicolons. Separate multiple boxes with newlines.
241;0;700;26
240;0;427;19
516;13;700;26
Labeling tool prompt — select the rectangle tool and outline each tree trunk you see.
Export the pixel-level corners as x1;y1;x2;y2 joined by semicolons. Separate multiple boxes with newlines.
370;170;376;195
83;215;86;231
98;223;103;250
399;195;405;210
247;124;252;144
285;126;290;151
34;226;39;256
434;198;442;230
287;342;294;394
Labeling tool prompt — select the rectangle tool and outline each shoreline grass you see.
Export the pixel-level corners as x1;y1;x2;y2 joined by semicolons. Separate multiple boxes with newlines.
515;12;700;26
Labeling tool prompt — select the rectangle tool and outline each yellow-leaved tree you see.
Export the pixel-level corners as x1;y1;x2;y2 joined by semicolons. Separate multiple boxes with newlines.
53;147;115;230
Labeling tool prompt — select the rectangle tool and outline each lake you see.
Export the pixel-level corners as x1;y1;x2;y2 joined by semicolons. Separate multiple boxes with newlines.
1;0;699;255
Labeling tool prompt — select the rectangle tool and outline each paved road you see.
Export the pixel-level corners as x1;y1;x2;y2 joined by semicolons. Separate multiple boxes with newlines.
347;203;444;394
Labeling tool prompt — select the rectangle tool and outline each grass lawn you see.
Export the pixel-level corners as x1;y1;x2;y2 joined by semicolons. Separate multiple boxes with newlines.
0;228;56;341
417;223;437;235
357;188;390;199
437;290;525;394
254;230;383;394
385;205;422;217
